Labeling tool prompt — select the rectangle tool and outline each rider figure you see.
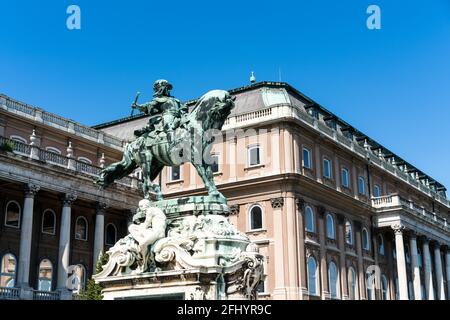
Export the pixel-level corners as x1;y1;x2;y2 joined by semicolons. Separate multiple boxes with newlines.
132;79;187;143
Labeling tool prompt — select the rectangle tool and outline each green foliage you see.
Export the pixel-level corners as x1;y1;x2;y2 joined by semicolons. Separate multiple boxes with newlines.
0;140;14;152
76;252;109;300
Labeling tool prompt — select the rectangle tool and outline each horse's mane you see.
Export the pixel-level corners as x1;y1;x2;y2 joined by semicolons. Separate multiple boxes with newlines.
188;90;231;124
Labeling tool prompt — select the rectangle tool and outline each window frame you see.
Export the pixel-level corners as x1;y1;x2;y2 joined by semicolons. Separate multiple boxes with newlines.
77;157;92;165
373;184;381;197
105;223;118;246
362;227;370;251
4;200;22;229
381;274;389;300
307;256;318;296
326;213;335;239
45;147;62;155
358;176;366;195
378;234;385;255
341;167;350;188
248;204;264;231
210;153;220;174
10;135;27;144
168;165;182;182
74;216;88;241
328;261;339;299
37;258;53;292
41;209;56;235
348;266;357;300
345;220;353;245
0;253;17;288
247;144;261;167
323;158;332;179
302;147;312;169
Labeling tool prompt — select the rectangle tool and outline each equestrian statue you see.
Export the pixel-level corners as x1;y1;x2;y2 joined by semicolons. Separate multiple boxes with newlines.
95;80;235;201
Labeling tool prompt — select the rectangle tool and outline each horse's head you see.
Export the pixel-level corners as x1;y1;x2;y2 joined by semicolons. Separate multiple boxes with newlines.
191;90;235;131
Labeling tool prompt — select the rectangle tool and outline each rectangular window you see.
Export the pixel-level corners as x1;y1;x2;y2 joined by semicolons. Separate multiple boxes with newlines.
302;148;312;169
359;176;365;195
323;158;331;179
170;166;181;181
373;184;381;197
211;154;219;173
248;145;261;166
341;168;349;188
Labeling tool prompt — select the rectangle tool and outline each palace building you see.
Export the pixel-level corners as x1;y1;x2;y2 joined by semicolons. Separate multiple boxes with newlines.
1;81;449;300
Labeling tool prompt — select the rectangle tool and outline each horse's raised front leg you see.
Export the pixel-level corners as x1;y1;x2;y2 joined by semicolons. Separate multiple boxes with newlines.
96;151;137;188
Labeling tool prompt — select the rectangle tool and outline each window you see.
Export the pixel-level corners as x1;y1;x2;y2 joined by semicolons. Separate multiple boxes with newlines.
348;267;357;300
358;177;365;195
105;223;117;246
46;147;62;154
70;264;86;294
341;168;349;188
305;206;315;233
362;228;370;251
169;166;181;181
328;261;339;299
75;217;88;241
210;154;219;173
10;135;27;144
248;145;261;166
249;205;263;230
381;275;389;300
373;184;381;197
366;271;375;300
41;209;56;235
378;234;385;255
345;220;353;245
326;214;335;239
4;201;21;228
77;157;92;164
37;259;53;291
302;148;312;169
0;253;17;288
307;256;318;296
323;158;331;179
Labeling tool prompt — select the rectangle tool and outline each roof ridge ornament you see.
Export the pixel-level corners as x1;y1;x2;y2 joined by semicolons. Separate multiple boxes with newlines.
250;71;256;84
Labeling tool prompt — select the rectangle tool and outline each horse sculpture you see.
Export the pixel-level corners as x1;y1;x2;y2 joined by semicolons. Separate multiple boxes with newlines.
95;89;235;201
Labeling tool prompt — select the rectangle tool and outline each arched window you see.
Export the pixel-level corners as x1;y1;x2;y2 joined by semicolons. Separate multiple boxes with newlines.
10;135;27;144
326;214;335;239
70;264;86;293
358;176;365;195
348;267;357;300
381;274;389;300
249;205;263;230
341;168;350;188
307;256;318;296
4;201;21;228
345;220;353;245
323;158;332;179
105;223;117;246
378;234;385;255
37;259;53;291
373;184;381;197
0;253;17;287
248;145;261;166
302;147;312;169
45;147;62;154
75;217;88;241
41;209;56;235
305;206;315;233
77;157;92;164
366;271;375;300
362;228;370;250
328;261;339;299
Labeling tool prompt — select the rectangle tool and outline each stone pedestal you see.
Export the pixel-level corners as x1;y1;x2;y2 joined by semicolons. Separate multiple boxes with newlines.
94;196;263;300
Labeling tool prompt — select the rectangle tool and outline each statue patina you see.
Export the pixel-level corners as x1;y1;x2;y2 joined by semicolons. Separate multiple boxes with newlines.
95;80;235;202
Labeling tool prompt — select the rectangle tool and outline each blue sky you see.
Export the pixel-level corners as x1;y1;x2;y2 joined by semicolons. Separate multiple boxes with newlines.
1;0;449;190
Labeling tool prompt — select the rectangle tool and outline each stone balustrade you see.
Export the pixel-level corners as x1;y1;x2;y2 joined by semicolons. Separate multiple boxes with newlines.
0;94;125;150
0;287;63;300
0;287;20;300
0;135;141;189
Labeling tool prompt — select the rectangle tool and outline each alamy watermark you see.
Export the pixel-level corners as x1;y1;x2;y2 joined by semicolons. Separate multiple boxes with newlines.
366;4;381;30
66;5;81;30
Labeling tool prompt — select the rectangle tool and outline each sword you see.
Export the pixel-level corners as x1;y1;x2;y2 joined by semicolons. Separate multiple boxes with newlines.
130;91;140;116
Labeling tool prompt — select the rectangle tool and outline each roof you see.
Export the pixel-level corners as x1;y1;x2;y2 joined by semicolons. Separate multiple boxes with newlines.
91;81;447;193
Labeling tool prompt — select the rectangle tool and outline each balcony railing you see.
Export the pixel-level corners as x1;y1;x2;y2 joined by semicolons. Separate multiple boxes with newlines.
0;136;141;189
372;194;449;231
32;290;60;301
1;94;125;150
0;287;20;300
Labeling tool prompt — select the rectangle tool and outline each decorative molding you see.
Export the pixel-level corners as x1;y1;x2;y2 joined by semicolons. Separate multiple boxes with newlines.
96;202;108;214
229;204;240;215
270;197;284;209
295;198;305;211
316;205;326;218
62;193;77;206
391;224;405;235
336;213;345;224
24;183;40;197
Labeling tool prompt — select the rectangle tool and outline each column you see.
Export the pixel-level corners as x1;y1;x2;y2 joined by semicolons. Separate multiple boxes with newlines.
270;128;281;175
295;198;308;298
354;222;365;299
392;224;408;300
271;197;287;299
314;143;322;183
385;235;396;300
333;155;341;192
17;183;40;287
57;193;77;290
445;248;450;299
93;202;107;269
336;214;348;300
409;232;422;300
433;243;445;300
282;128;293;173
317;206;329;299
285;196;299;299
422;237;434;300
